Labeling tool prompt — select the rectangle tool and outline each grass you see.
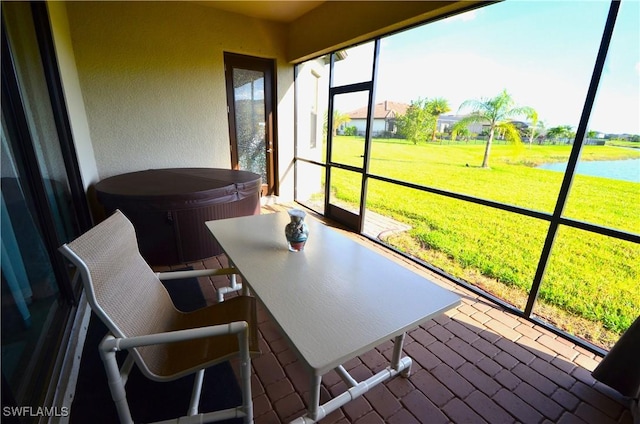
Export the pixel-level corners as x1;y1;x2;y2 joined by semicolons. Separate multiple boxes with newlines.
327;136;640;349
607;139;640;149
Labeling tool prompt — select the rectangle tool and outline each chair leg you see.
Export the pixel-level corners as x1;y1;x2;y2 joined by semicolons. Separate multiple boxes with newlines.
99;335;134;424
121;353;135;386
238;331;253;423
217;274;242;302
188;369;205;416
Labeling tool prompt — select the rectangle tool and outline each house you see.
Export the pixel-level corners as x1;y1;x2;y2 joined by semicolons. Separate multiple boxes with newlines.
344;101;409;137
343;108;492;139
2;1;636;422
436;114;486;135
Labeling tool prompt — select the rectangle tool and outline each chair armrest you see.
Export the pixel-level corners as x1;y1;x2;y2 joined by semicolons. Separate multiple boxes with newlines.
100;321;248;352
156;268;237;281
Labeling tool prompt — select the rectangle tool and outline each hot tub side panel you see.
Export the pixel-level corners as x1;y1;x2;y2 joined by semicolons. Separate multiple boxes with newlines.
97;174;261;265
172;184;261;263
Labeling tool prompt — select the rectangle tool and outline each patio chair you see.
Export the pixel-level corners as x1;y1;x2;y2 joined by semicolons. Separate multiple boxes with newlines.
59;210;258;424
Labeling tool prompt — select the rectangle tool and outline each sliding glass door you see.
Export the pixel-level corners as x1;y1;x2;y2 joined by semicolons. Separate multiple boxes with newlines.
2;1;90;412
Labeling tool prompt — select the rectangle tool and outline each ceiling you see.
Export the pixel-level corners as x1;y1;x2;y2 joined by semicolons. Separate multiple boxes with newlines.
191;1;326;23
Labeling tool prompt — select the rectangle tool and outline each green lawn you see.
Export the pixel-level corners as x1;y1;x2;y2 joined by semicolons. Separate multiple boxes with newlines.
606;139;640;149
329;136;640;347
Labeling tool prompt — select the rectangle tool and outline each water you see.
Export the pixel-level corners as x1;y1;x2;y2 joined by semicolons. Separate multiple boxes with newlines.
537;158;640;183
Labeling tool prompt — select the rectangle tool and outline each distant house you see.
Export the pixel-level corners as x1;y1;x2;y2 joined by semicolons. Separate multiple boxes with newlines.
436;115;486;135
344;101;409;137
345;105;529;139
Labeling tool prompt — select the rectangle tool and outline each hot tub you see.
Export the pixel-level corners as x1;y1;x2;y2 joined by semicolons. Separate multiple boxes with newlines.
95;168;261;265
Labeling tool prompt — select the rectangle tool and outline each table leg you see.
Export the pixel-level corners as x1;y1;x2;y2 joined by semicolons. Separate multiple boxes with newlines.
308;375;322;421
391;333;411;377
216;258;246;301
290;334;412;423
241;274;251;296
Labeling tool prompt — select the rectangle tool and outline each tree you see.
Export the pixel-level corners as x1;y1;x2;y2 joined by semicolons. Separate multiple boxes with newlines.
546;125;574;143
450;121;471;142
456;89;535;168
396;98;434;144
324;110;351;137
332;110;351;136
526;110;543;146
426;98;451;141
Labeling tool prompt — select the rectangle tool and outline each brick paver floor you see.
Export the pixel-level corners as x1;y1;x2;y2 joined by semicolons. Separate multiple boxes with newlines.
157;204;636;424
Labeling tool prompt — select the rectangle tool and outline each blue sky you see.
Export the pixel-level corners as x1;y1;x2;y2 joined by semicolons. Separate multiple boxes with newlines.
337;1;639;135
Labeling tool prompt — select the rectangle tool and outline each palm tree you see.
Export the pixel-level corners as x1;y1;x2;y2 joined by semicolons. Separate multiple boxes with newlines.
426;97;451;141
324;110;351;137
546;125;574;143
526;110;542;146
457;89;535;168
332;110;351;136
450;121;471;142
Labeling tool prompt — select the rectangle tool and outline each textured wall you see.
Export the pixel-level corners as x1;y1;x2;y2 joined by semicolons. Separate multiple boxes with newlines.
64;1;294;198
47;1;100;190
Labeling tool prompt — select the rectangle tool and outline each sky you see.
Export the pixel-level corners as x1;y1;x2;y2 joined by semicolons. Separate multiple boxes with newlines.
332;0;640;135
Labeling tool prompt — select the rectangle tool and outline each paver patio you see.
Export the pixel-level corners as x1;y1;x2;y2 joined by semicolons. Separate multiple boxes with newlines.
154;204;635;424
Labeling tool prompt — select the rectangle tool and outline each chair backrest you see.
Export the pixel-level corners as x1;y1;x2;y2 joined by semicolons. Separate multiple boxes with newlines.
60;210;178;375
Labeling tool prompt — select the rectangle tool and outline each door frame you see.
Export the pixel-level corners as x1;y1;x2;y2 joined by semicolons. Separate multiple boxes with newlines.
324;41;380;232
224;52;278;196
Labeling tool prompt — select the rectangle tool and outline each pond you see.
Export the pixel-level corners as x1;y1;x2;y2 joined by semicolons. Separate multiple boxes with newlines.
537;158;640;183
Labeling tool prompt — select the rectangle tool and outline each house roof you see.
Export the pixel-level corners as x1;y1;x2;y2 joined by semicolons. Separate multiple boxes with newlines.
347;101;409;119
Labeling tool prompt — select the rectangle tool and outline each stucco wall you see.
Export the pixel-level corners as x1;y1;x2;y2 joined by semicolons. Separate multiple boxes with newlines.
63;1;294;199
47;1;100;191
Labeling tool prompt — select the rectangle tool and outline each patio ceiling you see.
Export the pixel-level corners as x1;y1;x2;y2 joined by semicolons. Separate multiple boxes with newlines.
190;0;326;23
186;1;488;62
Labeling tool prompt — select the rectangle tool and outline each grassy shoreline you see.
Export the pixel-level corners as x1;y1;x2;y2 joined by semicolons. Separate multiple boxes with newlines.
330;137;640;349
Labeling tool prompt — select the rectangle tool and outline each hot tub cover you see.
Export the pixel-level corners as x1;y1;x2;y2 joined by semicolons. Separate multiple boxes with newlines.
95;168;261;265
95;168;261;210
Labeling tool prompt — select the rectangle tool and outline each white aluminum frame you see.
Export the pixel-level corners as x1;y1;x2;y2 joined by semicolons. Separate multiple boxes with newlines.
292;333;411;423
99;321;252;424
60;245;254;424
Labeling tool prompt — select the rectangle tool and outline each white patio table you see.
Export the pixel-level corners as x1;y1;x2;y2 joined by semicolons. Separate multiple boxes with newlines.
205;212;460;423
